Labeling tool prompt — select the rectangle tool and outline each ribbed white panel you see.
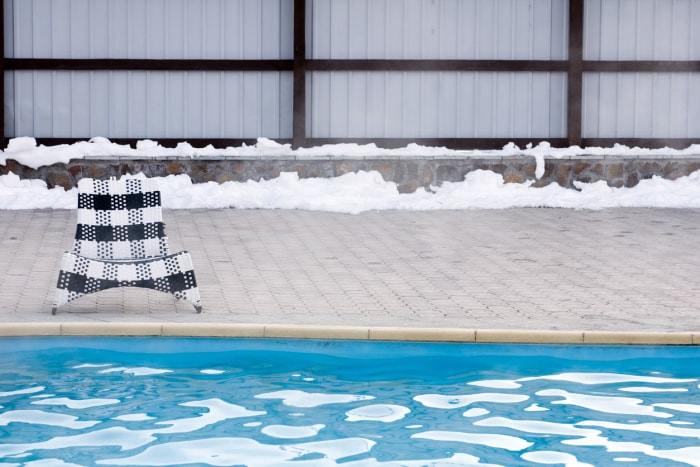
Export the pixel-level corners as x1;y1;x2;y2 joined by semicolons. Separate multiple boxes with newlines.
5;0;292;59
311;0;568;60
309;71;567;138
584;0;700;60
7;71;293;138
583;72;700;138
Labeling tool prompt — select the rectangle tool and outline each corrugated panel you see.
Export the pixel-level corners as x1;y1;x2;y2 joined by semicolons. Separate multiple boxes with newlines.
6;71;293;138
584;0;700;60
309;71;567;138
5;0;292;59
310;0;568;60
582;72;700;138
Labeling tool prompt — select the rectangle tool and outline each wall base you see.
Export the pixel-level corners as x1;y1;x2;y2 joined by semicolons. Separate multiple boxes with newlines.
2;155;700;193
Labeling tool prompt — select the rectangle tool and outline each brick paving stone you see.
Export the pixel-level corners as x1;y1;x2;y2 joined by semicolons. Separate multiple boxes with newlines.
1;207;700;331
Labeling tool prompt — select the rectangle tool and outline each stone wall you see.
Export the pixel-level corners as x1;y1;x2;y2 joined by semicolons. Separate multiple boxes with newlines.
2;155;700;193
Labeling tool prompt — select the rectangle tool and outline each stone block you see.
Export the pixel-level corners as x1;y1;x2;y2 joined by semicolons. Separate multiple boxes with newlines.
606;163;623;180
167;161;185;175
369;161;394;180
573;161;590;175
398;180;419;194
504;173;524;184
46;171;72;190
554;164;572;187
334;161;356;175
490;163;508;175
436;164;460;182
522;162;547;179
625;172;639;187
88;164;108;179
231;161;246;174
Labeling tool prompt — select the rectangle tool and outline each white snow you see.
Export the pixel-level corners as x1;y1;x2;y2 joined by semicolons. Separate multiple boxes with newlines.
1;137;700;213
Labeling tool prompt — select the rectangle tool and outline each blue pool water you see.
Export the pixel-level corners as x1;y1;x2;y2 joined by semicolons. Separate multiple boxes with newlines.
1;337;700;466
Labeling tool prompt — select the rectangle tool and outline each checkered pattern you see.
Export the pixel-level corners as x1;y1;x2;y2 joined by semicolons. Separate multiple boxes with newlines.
52;178;202;314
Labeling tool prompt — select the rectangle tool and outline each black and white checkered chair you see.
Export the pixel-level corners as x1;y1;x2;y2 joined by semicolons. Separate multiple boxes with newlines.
52;177;202;314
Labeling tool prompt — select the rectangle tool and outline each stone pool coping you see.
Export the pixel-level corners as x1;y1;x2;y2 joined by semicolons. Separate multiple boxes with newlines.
1;323;698;345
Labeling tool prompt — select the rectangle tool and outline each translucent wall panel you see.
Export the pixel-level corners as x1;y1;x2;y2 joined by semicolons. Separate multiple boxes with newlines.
4;0;293;59
584;0;700;60
310;0;568;60
5;71;293;139
583;72;700;138
309;71;567;138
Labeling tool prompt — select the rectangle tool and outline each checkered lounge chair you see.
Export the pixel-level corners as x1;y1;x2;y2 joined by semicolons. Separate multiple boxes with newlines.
51;177;202;314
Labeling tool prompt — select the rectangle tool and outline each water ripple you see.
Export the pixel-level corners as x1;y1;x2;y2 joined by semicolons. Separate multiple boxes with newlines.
3;340;700;466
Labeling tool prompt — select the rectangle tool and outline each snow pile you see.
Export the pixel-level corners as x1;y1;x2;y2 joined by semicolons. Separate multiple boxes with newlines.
2;169;700;213
1;137;699;213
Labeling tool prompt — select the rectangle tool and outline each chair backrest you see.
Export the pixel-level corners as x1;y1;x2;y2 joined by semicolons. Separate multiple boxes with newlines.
72;178;170;260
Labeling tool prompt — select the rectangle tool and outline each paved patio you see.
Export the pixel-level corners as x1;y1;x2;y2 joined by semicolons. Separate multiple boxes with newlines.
1;207;699;340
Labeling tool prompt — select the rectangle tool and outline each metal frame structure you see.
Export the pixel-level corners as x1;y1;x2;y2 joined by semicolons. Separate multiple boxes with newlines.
2;0;698;150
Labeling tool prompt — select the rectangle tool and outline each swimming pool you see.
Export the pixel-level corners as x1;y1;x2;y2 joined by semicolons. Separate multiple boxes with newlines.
1;337;700;466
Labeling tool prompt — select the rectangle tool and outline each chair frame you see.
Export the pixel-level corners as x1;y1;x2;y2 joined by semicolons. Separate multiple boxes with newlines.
51;177;202;314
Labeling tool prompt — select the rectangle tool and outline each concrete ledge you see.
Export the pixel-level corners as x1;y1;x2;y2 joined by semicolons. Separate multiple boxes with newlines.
0;323;62;336
60;322;163;336
1;323;698;345
368;327;476;342
263;324;369;340
583;331;694;345
476;329;585;344
162;323;265;338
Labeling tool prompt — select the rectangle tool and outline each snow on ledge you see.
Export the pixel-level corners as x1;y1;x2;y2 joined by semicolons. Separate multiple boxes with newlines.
2;137;700;180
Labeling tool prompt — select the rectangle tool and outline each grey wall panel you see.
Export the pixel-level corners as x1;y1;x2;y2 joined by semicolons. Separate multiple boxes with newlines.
310;0;568;60
4;0;698;144
5;0;292;59
7;71;293;138
309;71;567;138
584;0;700;60
583;72;700;138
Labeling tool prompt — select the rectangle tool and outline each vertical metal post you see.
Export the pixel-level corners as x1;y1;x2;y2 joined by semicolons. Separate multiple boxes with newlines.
292;0;306;148
0;0;5;148
567;0;584;147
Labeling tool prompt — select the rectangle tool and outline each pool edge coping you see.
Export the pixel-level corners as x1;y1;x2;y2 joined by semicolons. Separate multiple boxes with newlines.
0;323;698;345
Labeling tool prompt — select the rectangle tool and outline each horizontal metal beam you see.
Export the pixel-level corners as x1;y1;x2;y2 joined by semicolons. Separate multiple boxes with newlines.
30;137;267;149
307;59;568;72
5;58;294;72
583;61;700;72
7;58;699;74
581;138;699;150
27;137;575;152
24;137;697;152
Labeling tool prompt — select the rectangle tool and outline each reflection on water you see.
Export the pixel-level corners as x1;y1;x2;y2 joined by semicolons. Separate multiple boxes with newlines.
1;339;700;466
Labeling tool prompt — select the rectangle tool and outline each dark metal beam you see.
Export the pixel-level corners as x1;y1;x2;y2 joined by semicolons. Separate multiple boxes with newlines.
292;0;307;149
10;57;697;75
567;0;584;147
21;136;697;152
0;0;4;149
583;60;700;72
307;59;568;72
581;138;699;150
31;137;268;149
5;58;293;72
